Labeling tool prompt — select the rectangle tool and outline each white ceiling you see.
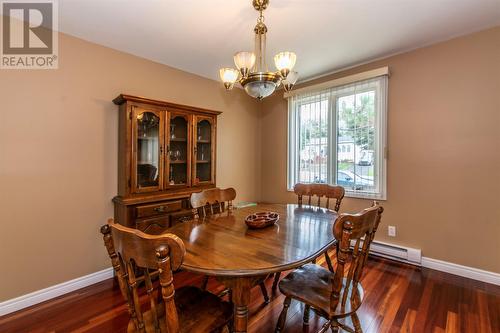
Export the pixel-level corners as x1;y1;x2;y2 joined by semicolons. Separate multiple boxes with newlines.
59;0;500;82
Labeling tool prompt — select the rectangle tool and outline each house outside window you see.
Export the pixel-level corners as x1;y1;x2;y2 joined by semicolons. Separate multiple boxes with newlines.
287;70;388;199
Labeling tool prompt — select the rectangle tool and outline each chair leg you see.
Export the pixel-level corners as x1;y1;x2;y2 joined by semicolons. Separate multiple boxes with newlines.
324;252;335;273
330;320;340;333
259;282;270;304
272;272;281;291
303;305;310;325
351;313;362;333
275;296;291;333
201;275;209;290
318;320;331;333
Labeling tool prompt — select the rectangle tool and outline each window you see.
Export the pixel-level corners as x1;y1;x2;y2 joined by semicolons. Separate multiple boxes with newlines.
287;74;387;199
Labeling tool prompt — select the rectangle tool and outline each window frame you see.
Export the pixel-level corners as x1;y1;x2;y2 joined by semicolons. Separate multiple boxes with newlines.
287;75;388;200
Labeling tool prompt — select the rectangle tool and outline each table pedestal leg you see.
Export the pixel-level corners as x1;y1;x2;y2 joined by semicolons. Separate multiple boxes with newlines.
218;276;261;333
233;286;250;333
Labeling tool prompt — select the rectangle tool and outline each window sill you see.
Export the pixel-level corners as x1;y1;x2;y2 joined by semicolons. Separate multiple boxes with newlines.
343;191;386;201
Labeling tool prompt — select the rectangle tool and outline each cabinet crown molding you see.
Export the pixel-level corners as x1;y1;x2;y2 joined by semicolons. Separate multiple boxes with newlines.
113;94;223;116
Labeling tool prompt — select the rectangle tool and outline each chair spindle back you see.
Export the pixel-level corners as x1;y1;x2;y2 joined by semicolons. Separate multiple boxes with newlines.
190;187;236;218
294;183;345;212
331;202;384;308
101;219;186;333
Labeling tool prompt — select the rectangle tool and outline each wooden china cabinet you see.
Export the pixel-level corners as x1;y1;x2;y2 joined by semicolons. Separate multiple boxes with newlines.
112;94;221;233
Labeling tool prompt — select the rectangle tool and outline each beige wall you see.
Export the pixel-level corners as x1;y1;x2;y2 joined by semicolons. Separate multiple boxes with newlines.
0;32;261;301
260;26;500;273
1;24;499;303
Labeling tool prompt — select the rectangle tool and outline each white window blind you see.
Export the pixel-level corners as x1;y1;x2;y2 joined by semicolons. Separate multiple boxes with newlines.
287;73;388;199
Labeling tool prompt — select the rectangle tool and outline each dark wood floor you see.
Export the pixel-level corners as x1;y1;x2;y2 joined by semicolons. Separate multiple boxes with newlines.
1;254;499;333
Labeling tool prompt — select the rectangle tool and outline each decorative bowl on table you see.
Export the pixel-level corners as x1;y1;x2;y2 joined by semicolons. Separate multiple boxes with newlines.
245;212;279;229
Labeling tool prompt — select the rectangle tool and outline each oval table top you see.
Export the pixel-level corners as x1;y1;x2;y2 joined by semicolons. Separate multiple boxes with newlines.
167;203;338;277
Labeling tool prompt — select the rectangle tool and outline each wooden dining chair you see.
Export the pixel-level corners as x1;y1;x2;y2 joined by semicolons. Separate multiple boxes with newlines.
275;202;384;333
190;187;271;304
101;219;233;333
190;187;236;219
294;183;345;212
272;183;345;291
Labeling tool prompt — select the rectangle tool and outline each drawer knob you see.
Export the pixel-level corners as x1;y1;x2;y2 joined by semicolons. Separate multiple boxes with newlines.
154;206;166;213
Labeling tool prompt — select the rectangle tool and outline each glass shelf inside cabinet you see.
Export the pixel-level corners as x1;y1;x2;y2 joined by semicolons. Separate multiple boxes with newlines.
196;119;212;182
168;116;188;186
136;112;160;188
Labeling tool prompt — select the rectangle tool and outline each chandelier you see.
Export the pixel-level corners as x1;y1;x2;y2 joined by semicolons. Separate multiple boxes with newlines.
219;0;299;100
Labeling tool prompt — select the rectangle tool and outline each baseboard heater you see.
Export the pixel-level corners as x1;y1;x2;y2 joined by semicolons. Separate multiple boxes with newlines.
369;240;422;265
351;240;422;265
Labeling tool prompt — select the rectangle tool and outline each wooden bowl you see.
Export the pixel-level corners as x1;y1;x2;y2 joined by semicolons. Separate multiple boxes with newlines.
245;212;279;229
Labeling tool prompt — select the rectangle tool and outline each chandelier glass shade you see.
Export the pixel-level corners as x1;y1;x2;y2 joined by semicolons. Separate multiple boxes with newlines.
219;68;239;90
274;52;297;78
282;70;299;92
234;52;256;76
219;0;298;100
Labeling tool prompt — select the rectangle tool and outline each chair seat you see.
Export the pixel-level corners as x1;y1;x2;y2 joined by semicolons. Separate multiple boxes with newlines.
278;264;364;318
127;286;232;333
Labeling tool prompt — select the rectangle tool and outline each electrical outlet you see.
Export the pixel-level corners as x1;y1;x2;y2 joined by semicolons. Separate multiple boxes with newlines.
388;225;396;237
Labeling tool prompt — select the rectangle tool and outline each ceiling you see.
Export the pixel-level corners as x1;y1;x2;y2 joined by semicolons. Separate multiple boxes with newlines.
59;0;500;82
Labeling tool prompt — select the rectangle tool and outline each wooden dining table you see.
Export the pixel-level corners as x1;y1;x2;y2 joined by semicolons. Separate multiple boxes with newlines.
166;203;338;333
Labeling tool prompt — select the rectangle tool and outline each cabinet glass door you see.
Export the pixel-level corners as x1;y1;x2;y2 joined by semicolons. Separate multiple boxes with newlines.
193;116;215;185
132;108;164;192
166;113;191;188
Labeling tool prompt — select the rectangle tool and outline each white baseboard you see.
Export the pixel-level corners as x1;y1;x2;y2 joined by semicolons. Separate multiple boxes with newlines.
367;240;500;286
421;257;500;286
0;267;113;316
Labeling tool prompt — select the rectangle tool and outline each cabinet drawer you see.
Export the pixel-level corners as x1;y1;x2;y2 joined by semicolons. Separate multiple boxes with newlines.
170;209;194;227
136;201;182;218
136;216;170;235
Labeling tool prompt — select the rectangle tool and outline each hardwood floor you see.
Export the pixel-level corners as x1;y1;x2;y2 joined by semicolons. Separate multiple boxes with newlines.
1;254;499;333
